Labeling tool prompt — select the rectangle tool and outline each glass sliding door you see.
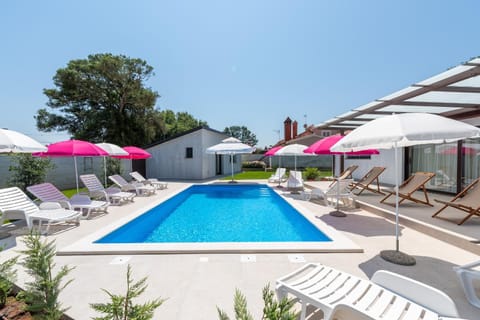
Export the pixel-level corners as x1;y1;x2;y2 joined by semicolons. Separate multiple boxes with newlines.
410;143;457;193
461;138;480;189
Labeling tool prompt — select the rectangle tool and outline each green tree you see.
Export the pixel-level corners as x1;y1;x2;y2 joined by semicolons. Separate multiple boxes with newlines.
223;126;258;146
8;154;54;192
217;285;298;320
36;53;165;146
19;232;74;320
159;110;208;139
90;264;165;320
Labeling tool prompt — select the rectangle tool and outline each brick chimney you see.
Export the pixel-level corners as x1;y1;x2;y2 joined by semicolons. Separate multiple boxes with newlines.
284;117;292;141
292;120;298;139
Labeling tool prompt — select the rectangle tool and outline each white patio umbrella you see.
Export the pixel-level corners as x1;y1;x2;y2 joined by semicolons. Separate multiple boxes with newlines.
95;142;129;187
331;112;480;265
206;137;255;182
275;144;308;171
0;128;47;153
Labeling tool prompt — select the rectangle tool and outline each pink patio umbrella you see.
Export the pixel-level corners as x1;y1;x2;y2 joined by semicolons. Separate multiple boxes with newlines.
304;135;378;217
304;134;379;155
33;139;108;192
304;134;379;176
265;145;284;169
113;146;152;159
112;146;152;173
440;146;477;155
265;145;285;186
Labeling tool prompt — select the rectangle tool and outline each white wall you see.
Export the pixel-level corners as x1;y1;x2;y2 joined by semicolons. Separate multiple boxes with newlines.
343;149;404;187
146;129;229;180
0;155;130;190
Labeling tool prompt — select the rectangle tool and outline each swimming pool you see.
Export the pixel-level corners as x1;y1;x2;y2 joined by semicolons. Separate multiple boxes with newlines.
96;184;331;243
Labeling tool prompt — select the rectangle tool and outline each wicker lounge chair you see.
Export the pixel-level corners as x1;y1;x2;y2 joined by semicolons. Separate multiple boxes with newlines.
27;182;109;219
276;263;460;320
380;171;436;206
0;187;81;234
349;166;386;195
432;178;480;225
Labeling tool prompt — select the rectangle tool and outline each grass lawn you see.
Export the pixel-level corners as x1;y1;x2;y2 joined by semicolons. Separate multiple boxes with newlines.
62;188;88;198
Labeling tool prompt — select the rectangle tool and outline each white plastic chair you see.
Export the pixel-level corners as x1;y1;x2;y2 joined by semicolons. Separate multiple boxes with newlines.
302;179;355;208
286;171;304;190
0;187;81;234
454;260;480;309
268;168;287;183
27;182;109;219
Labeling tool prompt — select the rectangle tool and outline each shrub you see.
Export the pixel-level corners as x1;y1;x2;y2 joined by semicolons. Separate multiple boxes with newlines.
18;231;74;320
217;284;298;320
105;157;123;180
303;167;321;180
242;161;266;169
0;255;18;308
90;264;165;320
8;154;54;192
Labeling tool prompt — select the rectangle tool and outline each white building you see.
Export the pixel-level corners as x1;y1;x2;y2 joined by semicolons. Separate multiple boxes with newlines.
317;57;480;194
145;126;241;180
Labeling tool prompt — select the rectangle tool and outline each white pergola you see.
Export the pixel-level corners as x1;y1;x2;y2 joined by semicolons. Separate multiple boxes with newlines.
315;57;480;131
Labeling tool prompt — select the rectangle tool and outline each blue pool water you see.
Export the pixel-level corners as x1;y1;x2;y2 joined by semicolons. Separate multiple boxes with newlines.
96;184;331;243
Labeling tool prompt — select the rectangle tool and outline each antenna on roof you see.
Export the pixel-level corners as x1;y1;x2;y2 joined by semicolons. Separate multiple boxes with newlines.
303;114;307;129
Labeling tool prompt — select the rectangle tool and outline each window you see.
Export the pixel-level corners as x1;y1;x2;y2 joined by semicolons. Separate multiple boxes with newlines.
345;155;371;160
83;157;93;171
185;147;193;158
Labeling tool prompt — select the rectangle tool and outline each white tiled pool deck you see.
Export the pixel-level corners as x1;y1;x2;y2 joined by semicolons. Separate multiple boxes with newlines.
1;180;479;319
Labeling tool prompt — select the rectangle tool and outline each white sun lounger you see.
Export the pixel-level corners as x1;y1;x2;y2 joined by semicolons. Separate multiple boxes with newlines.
453;260;480;309
109;174;156;196
0;187;81;234
276;263;460;320
129;171;168;190
27;182;109;219
80;174;135;205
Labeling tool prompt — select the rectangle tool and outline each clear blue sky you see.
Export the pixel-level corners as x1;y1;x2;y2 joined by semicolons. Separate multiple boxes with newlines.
1;1;480;148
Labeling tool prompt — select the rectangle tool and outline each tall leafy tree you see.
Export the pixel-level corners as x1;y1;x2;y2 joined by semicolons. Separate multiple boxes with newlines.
159;110;208;139
36;53;165;146
223;126;258;146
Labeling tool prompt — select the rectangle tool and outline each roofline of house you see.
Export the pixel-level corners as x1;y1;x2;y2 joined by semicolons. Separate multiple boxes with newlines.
144;126;227;149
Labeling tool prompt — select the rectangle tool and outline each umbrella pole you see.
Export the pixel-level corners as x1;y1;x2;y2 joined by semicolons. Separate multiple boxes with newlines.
395;146;399;251
330;154;346;217
230;154;234;182
74;156;79;193
277;156;282;188
380;144;416;266
104;156;108;187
